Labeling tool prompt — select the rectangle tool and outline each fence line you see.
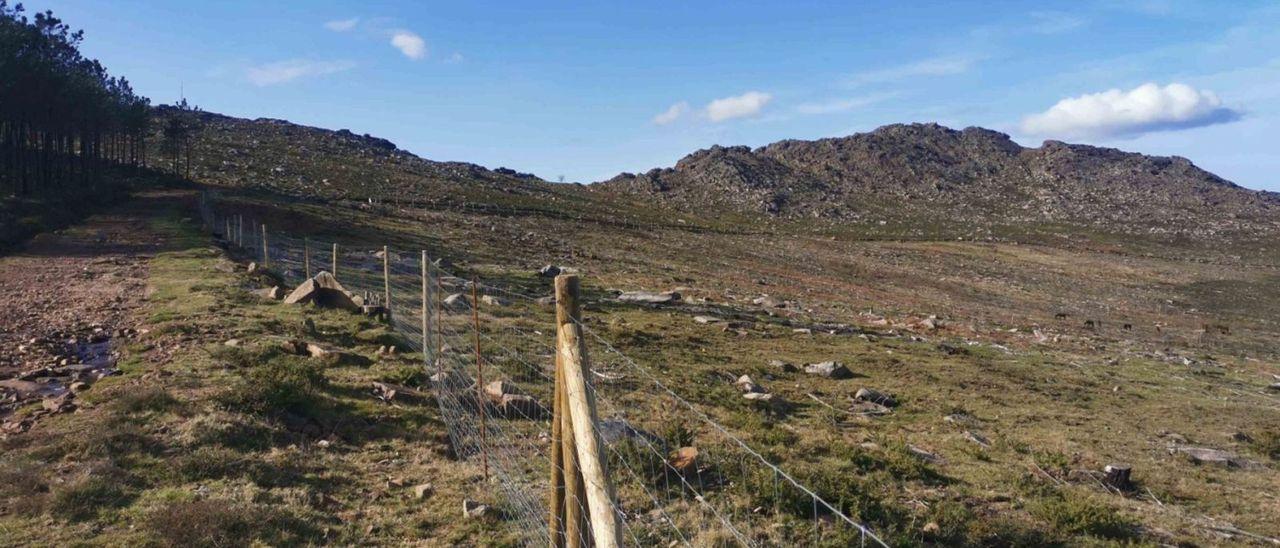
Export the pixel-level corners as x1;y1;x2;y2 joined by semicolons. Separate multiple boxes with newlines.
197;191;888;547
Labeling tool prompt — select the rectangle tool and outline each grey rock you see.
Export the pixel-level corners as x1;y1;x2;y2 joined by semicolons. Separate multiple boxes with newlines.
617;291;681;304
804;361;853;379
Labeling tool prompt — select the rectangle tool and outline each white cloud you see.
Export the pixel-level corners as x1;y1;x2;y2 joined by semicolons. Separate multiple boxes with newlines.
705;91;772;122
444;52;464;64
795;93;896;115
652;102;690;125
245;59;355;86
1020;82;1242;139
324;17;359;32
391;30;427;60
1028;11;1085;34
846;55;978;87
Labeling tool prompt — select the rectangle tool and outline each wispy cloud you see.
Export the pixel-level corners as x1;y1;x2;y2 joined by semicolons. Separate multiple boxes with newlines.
706;91;772;122
846;55;979;87
245;59;355;86
1020;82;1242;139
390;30;427;60
324;17;360;32
1028;11;1085;34
795;92;896;115
652;101;690;125
444;52;465;64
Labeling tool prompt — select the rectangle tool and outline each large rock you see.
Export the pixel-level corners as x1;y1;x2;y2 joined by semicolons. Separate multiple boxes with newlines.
1169;445;1253;467
617;291;680;305
538;265;562;278
283;272;360;311
855;388;898;407
443;293;469;309
804;361;853;379
479;295;508;307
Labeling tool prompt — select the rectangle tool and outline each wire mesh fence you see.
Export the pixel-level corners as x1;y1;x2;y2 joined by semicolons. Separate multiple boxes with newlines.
197;191;888;547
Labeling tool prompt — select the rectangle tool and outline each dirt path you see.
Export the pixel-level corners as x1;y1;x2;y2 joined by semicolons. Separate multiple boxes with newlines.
0;190;190;432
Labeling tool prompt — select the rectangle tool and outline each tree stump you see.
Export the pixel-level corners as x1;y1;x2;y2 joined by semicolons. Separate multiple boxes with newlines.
1103;464;1132;491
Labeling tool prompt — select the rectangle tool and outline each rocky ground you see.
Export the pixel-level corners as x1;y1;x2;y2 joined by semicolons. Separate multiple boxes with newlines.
0;192;173;435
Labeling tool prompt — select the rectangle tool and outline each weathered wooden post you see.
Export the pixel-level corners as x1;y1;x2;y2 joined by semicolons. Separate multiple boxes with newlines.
553;274;623;548
421;251;431;364
383;245;392;318
471;278;490;482
332;243;339;281
261;224;269;267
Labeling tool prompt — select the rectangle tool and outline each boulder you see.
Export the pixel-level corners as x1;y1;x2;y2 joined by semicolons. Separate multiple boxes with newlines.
479;295;508;307
283;272;360;312
462;499;490;519
1103;464;1133;491
907;445;943;463
253;286;283;300
443;293;469;309
413;483;434;500
963;431;991;448
743;392;775;402
42;392;75;413
617;291;680;305
484;380;523;402
538;265;562;278
1267;382;1280;392
497;394;544;419
804;361;853;379
768;359;799;373
855;388;898;407
1169;445;1251;467
735;375;764;394
752;295;786;308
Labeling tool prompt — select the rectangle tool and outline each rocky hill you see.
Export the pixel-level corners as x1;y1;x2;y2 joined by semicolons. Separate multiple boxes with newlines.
598;123;1280;239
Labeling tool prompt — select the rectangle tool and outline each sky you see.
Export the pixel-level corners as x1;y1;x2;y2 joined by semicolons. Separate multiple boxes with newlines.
34;0;1280;189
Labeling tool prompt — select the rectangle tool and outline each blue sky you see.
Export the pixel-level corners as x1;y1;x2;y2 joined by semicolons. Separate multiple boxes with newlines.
38;0;1280;189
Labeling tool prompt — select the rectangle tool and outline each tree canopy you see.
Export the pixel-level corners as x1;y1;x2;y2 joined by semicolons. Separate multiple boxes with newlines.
1;1;152;196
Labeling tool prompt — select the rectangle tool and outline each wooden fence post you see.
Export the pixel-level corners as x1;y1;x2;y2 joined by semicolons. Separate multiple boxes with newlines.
383;245;392;318
554;274;623;548
421;251;430;364
261;224;269;267
304;237;311;278
332;243;339;281
471;278;489;482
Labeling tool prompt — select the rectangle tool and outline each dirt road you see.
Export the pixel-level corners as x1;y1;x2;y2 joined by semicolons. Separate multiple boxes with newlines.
0;191;187;432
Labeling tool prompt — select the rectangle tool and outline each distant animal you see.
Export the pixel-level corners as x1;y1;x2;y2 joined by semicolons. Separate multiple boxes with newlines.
1122;323;1133;331
1054;312;1069;320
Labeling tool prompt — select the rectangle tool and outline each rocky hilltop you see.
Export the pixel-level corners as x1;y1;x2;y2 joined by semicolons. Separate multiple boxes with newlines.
598;123;1279;238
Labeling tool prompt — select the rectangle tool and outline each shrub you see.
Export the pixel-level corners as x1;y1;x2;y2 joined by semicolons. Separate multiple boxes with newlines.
1029;492;1136;540
49;469;131;521
219;355;327;416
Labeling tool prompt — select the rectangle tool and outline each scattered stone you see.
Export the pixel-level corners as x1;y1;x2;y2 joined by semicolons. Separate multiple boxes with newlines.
792;328;813;335
1169;445;1251;467
479;295;508;307
42;392;75;413
735;375;764;394
413;483;434;500
69;381;89;393
907;444;942;463
743;392;775;402
283;272;361;312
1103;464;1133;491
693;315;721;324
1267;382;1280;392
922;522;941;535
668;446;699;474
752;295;785;308
305;343;332;359
854;388;897;407
443;293;469;309
224;339;243;347
462;499;490;519
963;431;991;448
804;361;853;379
598;419;660;446
768;359;798;373
253;286;283;300
246;262;259;274
280;339;307;355
484;380;523;402
944;413;978;427
535;296;556;306
617;291;680;305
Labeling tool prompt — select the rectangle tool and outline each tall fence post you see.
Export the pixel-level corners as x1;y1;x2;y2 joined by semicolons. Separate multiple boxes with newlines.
237;214;243;246
421;251;430;365
261;224;269;267
383;245;392;319
554;274;623;548
332;243;339;281
304;237;311;278
471;278;490;482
